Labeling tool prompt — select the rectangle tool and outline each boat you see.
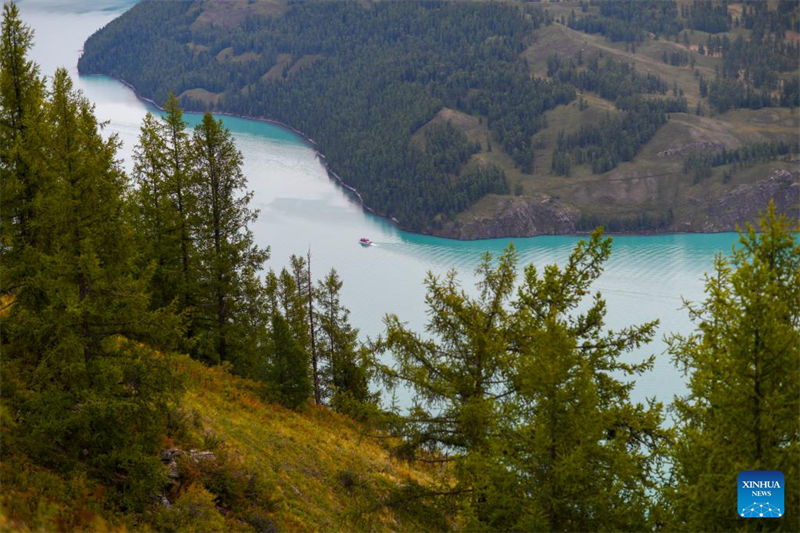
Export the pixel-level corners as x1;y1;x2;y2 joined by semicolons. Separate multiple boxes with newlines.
359;237;372;247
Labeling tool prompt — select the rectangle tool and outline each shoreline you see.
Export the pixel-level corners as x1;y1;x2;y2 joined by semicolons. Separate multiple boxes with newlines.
87;73;384;220
86;72;382;216
81;73;789;242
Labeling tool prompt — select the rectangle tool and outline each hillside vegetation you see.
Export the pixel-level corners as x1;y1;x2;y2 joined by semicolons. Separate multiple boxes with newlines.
78;0;799;237
1;354;447;532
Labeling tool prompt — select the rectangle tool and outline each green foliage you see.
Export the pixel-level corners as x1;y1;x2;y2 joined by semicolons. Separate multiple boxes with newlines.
568;0;682;42
133;99;270;374
131;93;199;320
0;2;45;267
666;203;800;531
151;484;228;532
265;313;312;409
554;98;674;175
376;230;666;530
316;268;375;416
262;259;377;415
1;6;185;512
687;0;730;34
506;230;665;531
548;53;669;101
0;8;184;508
191;112;270;369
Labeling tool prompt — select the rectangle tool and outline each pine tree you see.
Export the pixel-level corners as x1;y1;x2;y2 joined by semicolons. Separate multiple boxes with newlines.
191;112;269;368
0;1;46;293
1;65;182;509
316;268;372;413
266;313;312;409
666;203;800;531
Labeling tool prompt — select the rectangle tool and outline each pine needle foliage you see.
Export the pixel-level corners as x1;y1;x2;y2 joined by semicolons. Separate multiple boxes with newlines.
666;202;800;531
375;229;668;531
1;6;183;508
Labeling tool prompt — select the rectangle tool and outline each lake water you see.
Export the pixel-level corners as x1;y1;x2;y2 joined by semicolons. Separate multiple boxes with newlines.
19;0;740;407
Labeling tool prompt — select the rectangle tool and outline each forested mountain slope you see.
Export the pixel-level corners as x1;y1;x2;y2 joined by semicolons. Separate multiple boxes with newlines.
79;0;800;236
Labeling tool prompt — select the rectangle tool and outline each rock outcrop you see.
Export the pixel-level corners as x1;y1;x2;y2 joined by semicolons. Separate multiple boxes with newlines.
160;447;217;505
437;195;579;240
698;169;800;231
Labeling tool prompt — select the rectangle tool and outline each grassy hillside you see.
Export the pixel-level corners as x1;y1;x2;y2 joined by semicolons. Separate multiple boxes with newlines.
447;2;800;234
1;354;448;532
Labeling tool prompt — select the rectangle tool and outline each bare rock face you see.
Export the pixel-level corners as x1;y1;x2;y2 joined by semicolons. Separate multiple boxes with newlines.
437;195;579;240
699;169;800;231
159;447;217;505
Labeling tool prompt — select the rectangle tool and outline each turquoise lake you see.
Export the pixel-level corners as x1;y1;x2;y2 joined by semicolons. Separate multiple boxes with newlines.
20;0;742;407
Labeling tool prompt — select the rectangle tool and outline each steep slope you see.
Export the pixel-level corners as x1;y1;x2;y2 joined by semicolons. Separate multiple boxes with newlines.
1;354;449;532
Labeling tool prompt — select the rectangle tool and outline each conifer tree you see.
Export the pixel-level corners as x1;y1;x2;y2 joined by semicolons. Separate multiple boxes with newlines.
666;204;800;531
376;231;667;530
191;112;269;369
276;259;313;359
0;1;45;293
375;246;517;470
132;112;179;309
131;93;198;331
505;230;664;531
316;268;372;412
266;313;312;409
288;253;320;403
1;64;181;508
162;93;197;316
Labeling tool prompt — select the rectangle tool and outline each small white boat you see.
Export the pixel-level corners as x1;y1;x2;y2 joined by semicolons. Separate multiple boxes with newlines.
359;237;372;247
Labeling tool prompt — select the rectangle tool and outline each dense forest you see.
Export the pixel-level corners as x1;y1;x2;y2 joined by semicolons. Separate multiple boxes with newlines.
75;0;800;235
3;4;800;530
76;0;800;236
79;0;571;231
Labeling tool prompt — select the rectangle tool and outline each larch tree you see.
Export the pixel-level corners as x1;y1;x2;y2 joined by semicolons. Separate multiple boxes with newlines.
131;93;198;317
0;1;45;295
505;229;665;532
288;252;320;404
132;112;179;310
266;312;313;409
316;268;373;413
1;63;182;509
259;265;314;407
162;93;197;319
375;231;669;531
191;111;269;371
374;246;517;502
666;204;800;532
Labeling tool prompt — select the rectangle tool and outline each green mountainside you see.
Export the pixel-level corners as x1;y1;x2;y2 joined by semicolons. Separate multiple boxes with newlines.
78;0;799;237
